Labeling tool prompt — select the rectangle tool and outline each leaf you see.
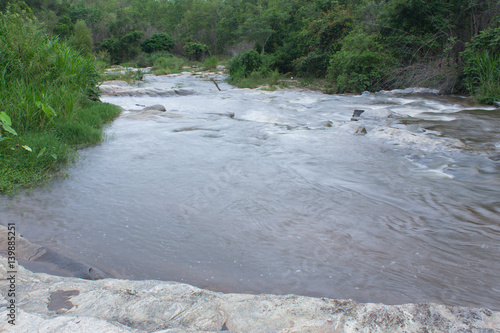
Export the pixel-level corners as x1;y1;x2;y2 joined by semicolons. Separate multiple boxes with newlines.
0;112;12;126
42;104;57;118
51;154;57;160
36;101;57;119
2;123;17;136
22;145;32;152
37;147;47;158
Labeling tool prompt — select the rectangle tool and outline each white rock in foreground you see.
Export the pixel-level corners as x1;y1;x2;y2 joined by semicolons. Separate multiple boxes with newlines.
1;258;499;332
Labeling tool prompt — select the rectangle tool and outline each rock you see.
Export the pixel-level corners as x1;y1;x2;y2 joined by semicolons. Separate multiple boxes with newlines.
101;80;130;86
99;84;195;97
351;109;365;121
174;88;196;96
0;255;498;332
494;101;500;108
380;87;440;95
340;123;368;135
0;225;106;280
355;126;367;135
142;104;166;112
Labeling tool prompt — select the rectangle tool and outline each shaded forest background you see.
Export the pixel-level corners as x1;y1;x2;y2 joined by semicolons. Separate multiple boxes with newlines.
2;0;500;102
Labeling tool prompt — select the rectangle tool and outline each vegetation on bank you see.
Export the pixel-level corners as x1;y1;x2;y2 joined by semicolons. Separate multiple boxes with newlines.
1;0;499;193
2;0;498;103
0;11;121;194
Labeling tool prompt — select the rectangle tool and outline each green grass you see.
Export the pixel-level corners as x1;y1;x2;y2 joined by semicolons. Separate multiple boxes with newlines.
0;12;100;133
227;70;281;89
0;102;121;194
0;11;123;194
150;56;191;75
101;67;144;83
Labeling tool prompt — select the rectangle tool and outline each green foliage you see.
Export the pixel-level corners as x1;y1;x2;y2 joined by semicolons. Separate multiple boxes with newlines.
135;51;173;68
0;102;121;194
141;33;174;53
0;11;100;132
0;112;17;137
68;19;93;55
97;30;145;64
203;55;218;70
119;30;144;61
0;11;121;193
229;49;263;79
10;0;500;97
183;42;210;61
52;103;121;146
462;27;500;104
328;31;393;93
293;6;353;77
52;15;73;39
0;131;72;194
152;56;187;74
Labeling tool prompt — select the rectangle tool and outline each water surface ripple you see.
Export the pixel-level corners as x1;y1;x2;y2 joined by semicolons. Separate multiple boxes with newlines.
2;74;499;309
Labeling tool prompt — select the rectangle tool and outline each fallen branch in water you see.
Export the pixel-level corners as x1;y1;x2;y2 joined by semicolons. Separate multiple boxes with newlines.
210;78;221;91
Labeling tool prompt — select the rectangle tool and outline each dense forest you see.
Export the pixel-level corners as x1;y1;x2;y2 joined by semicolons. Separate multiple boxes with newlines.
2;0;500;102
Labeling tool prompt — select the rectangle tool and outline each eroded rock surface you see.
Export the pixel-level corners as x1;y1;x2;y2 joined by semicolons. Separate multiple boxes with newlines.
0;256;499;332
99;81;196;97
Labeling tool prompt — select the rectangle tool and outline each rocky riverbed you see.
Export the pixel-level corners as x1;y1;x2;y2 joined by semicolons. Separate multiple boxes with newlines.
1;255;499;332
1;226;499;332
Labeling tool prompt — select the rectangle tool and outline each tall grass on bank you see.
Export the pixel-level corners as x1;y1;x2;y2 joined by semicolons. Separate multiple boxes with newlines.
0;102;121;194
465;51;500;104
0;11;121;194
0;12;100;133
151;55;190;74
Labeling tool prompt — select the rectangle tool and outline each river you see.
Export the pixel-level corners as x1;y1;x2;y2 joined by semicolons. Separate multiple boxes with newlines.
1;73;499;310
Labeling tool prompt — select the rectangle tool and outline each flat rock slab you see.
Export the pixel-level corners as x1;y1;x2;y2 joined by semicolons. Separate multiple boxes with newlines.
0;257;499;332
99;82;196;97
0;226;105;280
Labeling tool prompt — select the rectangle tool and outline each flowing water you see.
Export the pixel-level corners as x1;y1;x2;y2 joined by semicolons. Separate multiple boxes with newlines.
2;73;500;309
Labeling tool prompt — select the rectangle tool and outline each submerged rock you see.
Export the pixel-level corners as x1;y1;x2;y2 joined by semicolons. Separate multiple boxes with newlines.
355;126;368;135
0;256;498;332
0;226;105;280
142;104;166;112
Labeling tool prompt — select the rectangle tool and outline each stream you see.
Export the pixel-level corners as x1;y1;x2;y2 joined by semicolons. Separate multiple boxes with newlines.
1;73;500;310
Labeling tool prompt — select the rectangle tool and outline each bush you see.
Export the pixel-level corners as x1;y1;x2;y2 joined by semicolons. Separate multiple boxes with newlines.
229;50;263;79
328;31;393;93
141;33;174;53
183;42;210;61
152;56;186;73
203;55;218;70
0;11;121;194
0;11;100;132
462;27;500;104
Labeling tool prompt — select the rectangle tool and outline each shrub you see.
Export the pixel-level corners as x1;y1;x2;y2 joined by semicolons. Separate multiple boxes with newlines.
462;27;500;104
203;55;218;70
141;33;174;53
152;56;186;73
183;42;210;61
229;49;263;79
328;31;393;93
0;11;100;132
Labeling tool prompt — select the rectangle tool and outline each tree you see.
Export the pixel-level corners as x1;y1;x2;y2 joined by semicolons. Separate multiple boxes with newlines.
119;30;144;61
52;15;73;39
183;42;210;61
68;19;93;54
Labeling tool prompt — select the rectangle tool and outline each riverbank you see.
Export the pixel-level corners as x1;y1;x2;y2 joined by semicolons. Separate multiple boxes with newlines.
1;223;499;331
0;253;499;332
